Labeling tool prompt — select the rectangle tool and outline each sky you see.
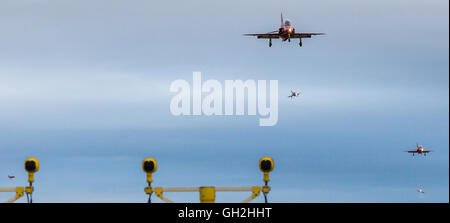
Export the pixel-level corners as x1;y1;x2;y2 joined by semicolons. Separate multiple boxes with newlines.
0;0;448;202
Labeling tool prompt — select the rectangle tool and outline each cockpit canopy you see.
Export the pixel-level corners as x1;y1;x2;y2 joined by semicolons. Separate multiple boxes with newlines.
284;20;291;26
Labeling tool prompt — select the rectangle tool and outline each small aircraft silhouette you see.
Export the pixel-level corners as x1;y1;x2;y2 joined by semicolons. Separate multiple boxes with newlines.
288;91;300;99
417;188;424;193
8;175;15;179
405;144;432;156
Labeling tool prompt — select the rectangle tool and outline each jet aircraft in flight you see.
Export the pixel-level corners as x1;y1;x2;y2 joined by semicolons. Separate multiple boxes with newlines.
244;13;325;47
288;91;301;99
405;144;432;156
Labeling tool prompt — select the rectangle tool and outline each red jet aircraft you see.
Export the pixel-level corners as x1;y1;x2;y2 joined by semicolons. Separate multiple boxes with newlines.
288;91;301;99
244;13;325;47
8;175;15;179
405;144;432;156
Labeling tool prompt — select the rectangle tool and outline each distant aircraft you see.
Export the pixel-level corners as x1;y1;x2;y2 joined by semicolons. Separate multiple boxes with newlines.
244;13;325;47
288;91;301;99
405;144;432;156
418;188;424;193
8;175;15;179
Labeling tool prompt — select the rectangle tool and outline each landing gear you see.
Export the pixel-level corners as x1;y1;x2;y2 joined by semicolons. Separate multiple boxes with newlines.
299;38;303;47
269;39;272;47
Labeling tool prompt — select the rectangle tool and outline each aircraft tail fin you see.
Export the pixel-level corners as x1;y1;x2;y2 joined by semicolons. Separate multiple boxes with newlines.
281;13;284;27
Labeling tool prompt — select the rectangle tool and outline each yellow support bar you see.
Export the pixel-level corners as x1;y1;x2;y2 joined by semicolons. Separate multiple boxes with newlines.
159;187;200;192
0;187;25;203
0;187;16;192
147;186;266;203
241;187;262;203
154;187;174;203
216;187;254;191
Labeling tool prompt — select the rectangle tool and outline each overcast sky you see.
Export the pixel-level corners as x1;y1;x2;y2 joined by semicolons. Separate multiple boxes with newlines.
0;0;448;202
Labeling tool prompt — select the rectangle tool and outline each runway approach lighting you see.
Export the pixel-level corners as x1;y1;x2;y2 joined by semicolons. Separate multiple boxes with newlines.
0;158;39;203
143;157;274;203
142;158;158;203
259;157;274;203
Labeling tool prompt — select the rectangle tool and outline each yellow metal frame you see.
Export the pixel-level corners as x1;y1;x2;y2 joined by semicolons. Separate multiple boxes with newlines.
0;187;24;203
143;157;274;203
0;185;34;203
145;186;264;203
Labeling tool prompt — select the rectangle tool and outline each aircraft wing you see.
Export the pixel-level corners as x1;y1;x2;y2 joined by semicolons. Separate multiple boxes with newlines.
244;33;280;39
290;33;326;38
405;150;418;153
423;150;432;153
